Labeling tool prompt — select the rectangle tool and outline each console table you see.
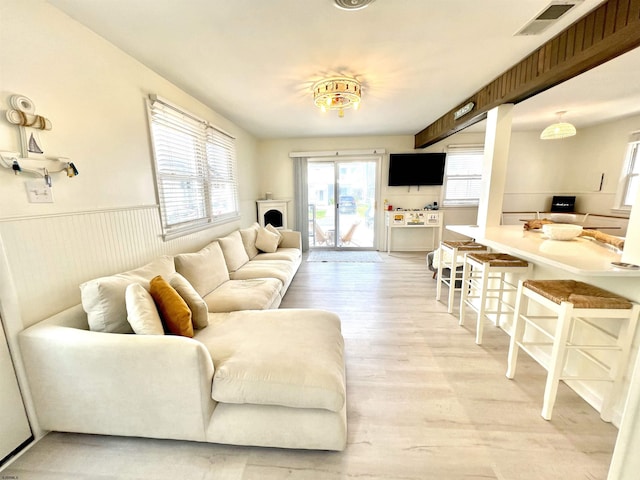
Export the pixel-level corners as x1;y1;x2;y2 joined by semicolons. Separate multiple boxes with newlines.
385;210;443;253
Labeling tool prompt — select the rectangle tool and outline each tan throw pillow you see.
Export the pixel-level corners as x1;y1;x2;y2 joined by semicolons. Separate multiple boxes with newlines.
169;273;209;329
174;241;230;297
124;283;164;335
149;275;193;337
255;227;280;253
265;223;284;246
218;230;250;272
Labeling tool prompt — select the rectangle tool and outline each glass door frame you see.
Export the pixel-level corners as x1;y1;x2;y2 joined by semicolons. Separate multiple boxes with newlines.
307;154;382;250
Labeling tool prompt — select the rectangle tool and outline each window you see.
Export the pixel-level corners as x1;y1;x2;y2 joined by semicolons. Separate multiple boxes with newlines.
442;145;484;206
147;95;239;239
618;137;640;210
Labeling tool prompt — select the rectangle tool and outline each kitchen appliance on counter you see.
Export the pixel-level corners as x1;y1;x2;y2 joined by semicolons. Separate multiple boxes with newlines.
550;195;576;212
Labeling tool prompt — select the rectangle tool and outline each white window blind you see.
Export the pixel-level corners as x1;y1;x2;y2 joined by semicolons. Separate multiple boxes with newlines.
147;95;239;239
443;145;484;206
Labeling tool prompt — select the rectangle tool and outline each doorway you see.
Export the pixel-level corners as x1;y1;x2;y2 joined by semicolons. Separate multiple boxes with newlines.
307;158;377;249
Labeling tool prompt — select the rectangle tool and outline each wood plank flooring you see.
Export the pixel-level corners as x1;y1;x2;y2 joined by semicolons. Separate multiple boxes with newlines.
3;252;617;479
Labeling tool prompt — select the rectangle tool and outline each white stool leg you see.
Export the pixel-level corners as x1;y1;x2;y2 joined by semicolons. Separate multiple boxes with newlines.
459;259;471;325
600;304;640;421
495;272;506;329
436;248;444;301
447;252;458;313
541;301;574;420
475;265;490;345
506;280;527;379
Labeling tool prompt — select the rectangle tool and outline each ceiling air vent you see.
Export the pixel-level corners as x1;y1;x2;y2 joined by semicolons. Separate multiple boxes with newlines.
515;1;583;36
334;0;376;11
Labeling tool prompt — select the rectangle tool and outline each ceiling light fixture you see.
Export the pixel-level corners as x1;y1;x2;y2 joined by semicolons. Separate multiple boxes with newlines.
333;0;376;11
540;111;577;140
312;76;362;118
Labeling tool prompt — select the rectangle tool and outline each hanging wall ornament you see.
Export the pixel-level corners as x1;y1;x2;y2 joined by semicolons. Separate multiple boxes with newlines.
5;94;52;158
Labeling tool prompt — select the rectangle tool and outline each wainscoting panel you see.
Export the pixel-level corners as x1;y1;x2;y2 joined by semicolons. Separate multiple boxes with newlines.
0;206;230;327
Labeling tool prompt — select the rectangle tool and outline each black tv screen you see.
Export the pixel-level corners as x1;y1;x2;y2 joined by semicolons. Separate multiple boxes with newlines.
388;152;446;186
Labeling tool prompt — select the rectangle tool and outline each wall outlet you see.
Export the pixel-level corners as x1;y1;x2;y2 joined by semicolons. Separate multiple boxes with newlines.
25;181;54;203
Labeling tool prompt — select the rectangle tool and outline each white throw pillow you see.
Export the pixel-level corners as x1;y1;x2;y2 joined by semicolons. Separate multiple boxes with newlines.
80;255;176;333
169;273;209;329
125;283;165;335
255;227;280;253
265;223;284;246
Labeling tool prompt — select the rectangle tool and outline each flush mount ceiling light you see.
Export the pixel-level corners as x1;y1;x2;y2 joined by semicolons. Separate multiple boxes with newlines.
312;76;362;118
540;111;577;140
334;0;376;11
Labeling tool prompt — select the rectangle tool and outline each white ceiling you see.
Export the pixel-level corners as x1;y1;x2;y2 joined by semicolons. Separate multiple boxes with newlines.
48;0;640;140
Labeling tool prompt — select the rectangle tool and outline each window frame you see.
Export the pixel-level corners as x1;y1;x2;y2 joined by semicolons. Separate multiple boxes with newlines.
147;95;240;240
441;145;484;207
615;138;640;212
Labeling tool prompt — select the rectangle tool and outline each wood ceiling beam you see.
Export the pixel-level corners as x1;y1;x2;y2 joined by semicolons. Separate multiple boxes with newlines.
414;0;640;149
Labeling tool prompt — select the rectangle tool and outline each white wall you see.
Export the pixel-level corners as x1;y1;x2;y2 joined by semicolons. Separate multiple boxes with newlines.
257;131;485;249
504;115;640;216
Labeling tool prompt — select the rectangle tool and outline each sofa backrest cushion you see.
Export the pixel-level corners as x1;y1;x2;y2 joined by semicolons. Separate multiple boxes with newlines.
124;283;165;335
218;230;250;272
169;273;209;329
255;226;280;253
149;275;194;337
174;241;230;297
80;255;176;333
239;223;260;259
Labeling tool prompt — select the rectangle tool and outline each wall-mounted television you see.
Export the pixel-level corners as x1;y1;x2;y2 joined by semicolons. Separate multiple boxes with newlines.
388;152;446;186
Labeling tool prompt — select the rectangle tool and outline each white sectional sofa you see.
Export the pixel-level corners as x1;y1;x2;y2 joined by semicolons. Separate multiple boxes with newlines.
18;223;347;451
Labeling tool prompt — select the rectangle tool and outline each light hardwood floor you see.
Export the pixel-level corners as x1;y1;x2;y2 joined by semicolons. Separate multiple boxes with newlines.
3;252;617;479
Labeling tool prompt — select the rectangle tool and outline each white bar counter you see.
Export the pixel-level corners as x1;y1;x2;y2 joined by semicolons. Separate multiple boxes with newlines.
447;225;640;277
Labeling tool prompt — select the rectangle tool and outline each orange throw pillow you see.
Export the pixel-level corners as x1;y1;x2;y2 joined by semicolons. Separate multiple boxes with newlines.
149;275;194;337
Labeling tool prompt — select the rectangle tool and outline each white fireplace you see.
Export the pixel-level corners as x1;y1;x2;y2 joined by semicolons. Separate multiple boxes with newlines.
257;200;289;229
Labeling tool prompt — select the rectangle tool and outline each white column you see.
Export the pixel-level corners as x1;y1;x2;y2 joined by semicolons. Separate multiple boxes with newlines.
621;186;640;265
476;104;514;232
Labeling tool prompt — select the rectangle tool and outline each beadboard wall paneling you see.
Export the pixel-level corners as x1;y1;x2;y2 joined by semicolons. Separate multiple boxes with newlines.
0;206;233;327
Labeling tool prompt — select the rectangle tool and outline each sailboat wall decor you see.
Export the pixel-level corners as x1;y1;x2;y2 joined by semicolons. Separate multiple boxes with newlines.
1;94;78;185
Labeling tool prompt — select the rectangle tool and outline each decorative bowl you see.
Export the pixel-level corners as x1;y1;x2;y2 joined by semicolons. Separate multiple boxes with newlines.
541;223;583;241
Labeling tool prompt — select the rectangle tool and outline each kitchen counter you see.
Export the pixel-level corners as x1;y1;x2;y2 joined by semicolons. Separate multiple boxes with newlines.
447;225;640;277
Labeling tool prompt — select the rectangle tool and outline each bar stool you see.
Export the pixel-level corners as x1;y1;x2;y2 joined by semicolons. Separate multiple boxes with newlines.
436;240;487;313
459;253;532;345
506;279;640;421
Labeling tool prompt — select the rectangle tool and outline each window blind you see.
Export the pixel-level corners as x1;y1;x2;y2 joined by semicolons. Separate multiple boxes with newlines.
443;145;484;206
147;96;239;239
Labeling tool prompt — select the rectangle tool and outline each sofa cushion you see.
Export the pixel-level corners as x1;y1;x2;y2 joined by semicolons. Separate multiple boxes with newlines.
149;276;193;337
196;309;345;412
80;255;176;333
124;283;164;335
174;241;230;297
229;260;296;286
265;223;284;246
218;230;250;272
253;248;301;262
203;278;281;312
239;223;260;259
169;273;209;329
255;227;280;253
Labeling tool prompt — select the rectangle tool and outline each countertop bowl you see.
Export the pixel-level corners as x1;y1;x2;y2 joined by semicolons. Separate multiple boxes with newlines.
542;223;583;240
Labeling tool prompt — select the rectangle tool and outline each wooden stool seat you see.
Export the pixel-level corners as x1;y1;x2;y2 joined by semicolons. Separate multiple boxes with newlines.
507;279;639;421
436;241;487;313
523;280;632;309
460;253;532;344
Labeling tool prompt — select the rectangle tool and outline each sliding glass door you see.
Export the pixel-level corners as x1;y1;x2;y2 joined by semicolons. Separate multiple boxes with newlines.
307;158;377;249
